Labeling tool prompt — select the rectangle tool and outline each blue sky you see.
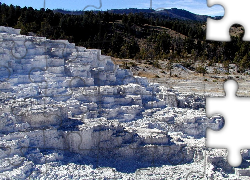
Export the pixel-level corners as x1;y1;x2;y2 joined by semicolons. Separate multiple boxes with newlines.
1;0;224;16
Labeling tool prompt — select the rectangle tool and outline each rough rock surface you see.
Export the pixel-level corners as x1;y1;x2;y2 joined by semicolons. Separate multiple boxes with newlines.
0;26;248;179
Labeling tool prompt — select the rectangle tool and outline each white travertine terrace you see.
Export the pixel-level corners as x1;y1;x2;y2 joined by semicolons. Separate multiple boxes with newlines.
0;26;245;179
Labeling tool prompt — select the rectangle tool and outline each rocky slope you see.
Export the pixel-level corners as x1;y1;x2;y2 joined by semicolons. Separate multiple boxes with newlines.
0;26;249;179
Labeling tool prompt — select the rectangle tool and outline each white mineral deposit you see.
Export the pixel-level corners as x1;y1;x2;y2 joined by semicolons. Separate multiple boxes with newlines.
0;26;247;179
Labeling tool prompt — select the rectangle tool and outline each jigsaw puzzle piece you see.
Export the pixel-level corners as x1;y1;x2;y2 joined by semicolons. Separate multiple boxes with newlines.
206;79;250;167
207;0;250;41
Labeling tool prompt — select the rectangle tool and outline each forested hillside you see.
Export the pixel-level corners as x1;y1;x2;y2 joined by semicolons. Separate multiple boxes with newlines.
0;3;250;71
54;7;220;21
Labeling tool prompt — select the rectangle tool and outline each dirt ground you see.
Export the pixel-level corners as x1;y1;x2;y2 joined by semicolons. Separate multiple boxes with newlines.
112;57;250;97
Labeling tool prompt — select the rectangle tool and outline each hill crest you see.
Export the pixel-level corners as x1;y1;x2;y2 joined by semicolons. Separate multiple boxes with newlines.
53;8;222;21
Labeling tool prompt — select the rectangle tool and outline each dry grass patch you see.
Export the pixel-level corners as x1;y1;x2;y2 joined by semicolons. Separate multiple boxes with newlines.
138;71;157;79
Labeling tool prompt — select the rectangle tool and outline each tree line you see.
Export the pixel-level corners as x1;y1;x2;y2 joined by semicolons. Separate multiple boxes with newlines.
1;3;250;72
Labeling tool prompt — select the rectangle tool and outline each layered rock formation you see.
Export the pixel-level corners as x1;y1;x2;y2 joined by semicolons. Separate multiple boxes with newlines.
0;26;245;179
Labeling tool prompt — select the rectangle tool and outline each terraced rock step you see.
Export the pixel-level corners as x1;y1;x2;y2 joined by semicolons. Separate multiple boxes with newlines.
0;26;246;179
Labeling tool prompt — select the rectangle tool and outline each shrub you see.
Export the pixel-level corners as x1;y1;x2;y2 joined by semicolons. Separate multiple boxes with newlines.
153;60;161;68
196;66;207;74
129;62;137;67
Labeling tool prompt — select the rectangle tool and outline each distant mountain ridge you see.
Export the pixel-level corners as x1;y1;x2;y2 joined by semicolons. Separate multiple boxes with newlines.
53;8;222;21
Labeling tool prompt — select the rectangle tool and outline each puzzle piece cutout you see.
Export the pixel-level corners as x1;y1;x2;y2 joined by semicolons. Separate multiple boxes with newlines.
206;79;250;167
207;0;250;41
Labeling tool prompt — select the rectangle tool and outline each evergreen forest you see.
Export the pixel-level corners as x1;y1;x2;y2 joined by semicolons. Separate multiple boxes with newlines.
0;3;250;72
